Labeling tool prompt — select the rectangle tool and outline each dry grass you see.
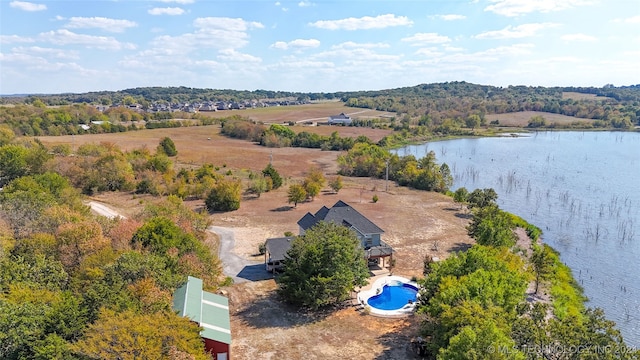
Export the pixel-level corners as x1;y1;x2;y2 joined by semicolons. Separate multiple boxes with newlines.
562;92;613;101
198;101;395;124
485;111;594;127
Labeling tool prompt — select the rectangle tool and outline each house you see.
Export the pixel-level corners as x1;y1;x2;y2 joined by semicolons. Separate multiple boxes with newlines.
173;276;231;360
264;236;294;272
328;112;352;125
297;200;393;266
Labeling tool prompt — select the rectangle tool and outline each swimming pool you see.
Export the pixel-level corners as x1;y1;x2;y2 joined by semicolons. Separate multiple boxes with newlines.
357;276;420;317
367;282;418;310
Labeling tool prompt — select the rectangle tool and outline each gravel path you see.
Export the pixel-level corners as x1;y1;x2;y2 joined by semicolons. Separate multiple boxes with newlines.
208;226;271;283
88;201;126;219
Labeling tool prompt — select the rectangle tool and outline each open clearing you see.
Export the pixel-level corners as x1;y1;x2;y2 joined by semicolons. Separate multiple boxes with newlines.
485;111;594;127
198;101;396;124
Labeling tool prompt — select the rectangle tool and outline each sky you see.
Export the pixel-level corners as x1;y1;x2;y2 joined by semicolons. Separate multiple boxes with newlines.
1;0;639;95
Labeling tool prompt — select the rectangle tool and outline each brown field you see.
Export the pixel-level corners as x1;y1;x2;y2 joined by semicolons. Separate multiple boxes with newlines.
198;101;396;124
485;111;594;127
562;91;613;101
38;125;392;178
43;122;474;359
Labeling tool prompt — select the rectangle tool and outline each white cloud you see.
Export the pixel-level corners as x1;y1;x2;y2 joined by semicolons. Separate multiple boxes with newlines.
217;49;262;63
145;17;263;57
148;7;185;15
298;1;313;6
401;32;451;45
312;47;401;62
415;47;444;57
0;34;35;44
64;17;138;33
434;14;466;21
485;0;593;17
194;17;264;31
613;15;640;24
9;1;46;11
561;33;597;42
331;41;390;49
271;38;320;50
11;46;80;59
309;14;412;30
475;23;559;39
38;29;137;50
157;0;194;3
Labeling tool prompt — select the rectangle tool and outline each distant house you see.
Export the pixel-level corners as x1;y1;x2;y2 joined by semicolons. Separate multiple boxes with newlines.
328;112;352;125
297;200;393;265
264;236;294;272
173;276;231;360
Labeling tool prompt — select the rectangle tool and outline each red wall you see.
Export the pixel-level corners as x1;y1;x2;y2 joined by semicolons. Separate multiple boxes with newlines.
204;338;230;360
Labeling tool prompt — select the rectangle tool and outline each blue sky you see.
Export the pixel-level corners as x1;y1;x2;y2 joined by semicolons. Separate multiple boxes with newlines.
1;0;639;94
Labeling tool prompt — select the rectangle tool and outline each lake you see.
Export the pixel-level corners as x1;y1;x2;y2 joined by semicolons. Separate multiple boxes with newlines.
394;131;640;346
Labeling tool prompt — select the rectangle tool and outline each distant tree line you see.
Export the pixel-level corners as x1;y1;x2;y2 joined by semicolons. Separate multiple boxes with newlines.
220;118;367;150
340;81;640;128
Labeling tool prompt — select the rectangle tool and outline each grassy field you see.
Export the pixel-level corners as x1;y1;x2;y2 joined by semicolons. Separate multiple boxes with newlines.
485;111;594;127
198;101;395;124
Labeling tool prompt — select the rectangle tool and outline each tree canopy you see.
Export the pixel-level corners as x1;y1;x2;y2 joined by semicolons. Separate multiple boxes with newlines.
277;221;369;309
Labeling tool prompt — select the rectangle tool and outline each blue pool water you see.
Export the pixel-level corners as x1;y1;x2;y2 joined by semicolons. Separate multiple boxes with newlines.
367;283;418;310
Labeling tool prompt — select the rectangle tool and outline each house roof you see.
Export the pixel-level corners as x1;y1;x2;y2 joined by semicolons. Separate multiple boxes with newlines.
172;276;231;345
297;200;384;235
265;236;294;261
329;112;351;120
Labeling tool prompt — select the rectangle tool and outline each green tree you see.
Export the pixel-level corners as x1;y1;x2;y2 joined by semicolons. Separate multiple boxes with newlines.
262;163;283;189
157;137;178;157
287;184;307;207
248;176;268;198
467;188;498;209
277;222;369;309
0;125;15;146
527;115;547;128
467;205;516;248
72;309;208;360
531;244;555;294
205;178;241;212
453;187;469;210
0;144;50;187
329;175;343;194
438;321;525;360
465;114;482;130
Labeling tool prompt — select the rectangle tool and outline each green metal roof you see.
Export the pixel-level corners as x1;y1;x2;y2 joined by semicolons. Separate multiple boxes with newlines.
173;276;231;345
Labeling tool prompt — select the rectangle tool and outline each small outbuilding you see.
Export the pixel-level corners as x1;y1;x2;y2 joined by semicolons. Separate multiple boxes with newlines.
264;236;295;272
173;276;231;360
328;112;352;125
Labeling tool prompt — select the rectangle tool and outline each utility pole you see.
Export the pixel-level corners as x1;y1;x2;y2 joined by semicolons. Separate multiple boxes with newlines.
385;159;390;192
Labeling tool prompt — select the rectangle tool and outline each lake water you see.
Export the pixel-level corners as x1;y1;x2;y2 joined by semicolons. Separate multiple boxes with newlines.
394;131;640;346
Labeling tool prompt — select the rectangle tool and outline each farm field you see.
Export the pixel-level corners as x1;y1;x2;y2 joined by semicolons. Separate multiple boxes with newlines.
198;101;396;124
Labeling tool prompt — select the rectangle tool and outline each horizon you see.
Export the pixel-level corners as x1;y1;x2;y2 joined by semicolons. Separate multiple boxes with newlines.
2;80;640;98
1;0;639;95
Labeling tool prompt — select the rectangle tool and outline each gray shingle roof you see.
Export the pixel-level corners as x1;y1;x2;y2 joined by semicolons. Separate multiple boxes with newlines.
265;236;294;262
297;200;384;235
